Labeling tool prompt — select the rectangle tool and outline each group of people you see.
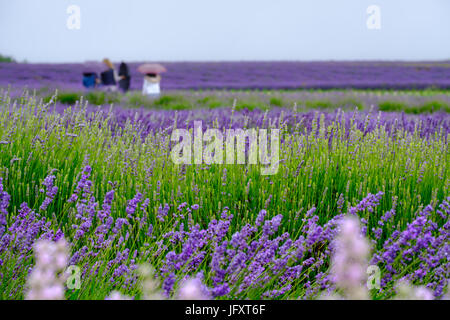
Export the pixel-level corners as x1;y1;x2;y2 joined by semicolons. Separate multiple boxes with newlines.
82;59;131;92
82;58;163;96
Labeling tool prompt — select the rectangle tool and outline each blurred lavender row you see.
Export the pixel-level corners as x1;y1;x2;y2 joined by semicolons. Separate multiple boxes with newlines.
63;104;449;140
1;61;450;91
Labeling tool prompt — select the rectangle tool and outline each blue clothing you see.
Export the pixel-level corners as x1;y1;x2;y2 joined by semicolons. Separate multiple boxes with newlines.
82;73;98;88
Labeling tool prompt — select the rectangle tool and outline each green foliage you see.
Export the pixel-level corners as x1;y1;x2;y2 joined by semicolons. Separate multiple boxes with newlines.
269;97;284;107
380;100;449;114
84;91;106;105
417;100;449;113
196;96;213;105
27;89;450;114
197;96;222;109
84;91;121;106
378;101;409;112
42;91;122;106
208;100;222;108
127;92;154;108
234;102;261;111
0;54;15;63
57;92;81;105
154;95;179;106
336;97;364;109
153;95;192;109
304;99;334;109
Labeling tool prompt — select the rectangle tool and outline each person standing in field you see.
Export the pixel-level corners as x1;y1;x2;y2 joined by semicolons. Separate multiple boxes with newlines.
137;63;166;97
101;58;124;92
118;62;131;93
142;73;162;97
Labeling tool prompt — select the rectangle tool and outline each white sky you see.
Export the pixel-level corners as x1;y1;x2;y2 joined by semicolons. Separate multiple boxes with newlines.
0;0;449;62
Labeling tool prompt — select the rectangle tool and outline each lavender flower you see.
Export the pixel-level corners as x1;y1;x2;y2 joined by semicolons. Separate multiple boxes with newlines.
177;276;211;300
394;281;434;300
25;238;70;300
105;291;132;300
39;174;58;211
330;216;370;300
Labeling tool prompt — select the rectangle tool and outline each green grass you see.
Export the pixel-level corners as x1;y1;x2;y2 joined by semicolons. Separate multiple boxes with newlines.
417;100;450;113
33;89;450;113
379;100;450;114
43;91;121;106
304;99;334;109
269;97;284;107
378;101;409;112
196;96;223;108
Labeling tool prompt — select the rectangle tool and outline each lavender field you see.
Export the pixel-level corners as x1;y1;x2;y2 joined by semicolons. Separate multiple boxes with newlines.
4;0;450;311
2;61;450;91
0;60;449;300
3;61;450;116
0;85;449;300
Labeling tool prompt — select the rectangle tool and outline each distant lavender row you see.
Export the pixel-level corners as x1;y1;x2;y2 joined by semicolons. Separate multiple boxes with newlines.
1;61;450;90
